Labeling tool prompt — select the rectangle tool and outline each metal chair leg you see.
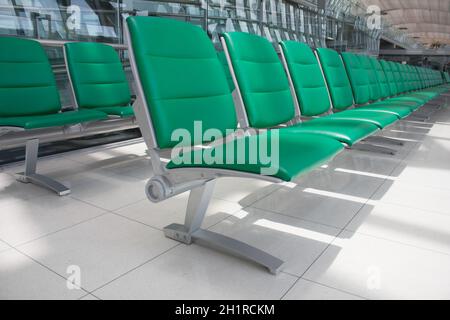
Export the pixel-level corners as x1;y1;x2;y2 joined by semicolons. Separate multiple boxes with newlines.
16;139;71;196
163;180;284;274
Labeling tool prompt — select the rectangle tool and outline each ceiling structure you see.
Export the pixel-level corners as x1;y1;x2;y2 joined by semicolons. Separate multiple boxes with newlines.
359;0;450;47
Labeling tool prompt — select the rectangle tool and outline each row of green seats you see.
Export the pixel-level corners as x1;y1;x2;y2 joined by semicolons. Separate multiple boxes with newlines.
0;37;134;195
218;32;448;156
123;16;448;273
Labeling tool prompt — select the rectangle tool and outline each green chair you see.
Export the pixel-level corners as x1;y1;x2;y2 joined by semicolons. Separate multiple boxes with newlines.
64;42;134;118
0;37;108;195
316;48;399;133
125;16;344;273
367;57;427;110
380;61;432;107
276;41;404;149
339;52;413;119
220;33;381;148
393;62;439;101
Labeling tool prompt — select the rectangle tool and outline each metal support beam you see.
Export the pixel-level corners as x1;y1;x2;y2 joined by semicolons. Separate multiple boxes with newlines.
408;114;429;121
163;180;284;274
16;139;70;196
351;143;397;155
363;136;404;146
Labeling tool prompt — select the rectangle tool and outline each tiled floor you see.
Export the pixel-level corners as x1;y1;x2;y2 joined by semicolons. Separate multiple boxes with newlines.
1;103;450;299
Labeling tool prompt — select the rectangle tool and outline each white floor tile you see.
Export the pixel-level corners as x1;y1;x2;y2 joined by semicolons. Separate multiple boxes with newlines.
372;180;450;215
390;141;450;190
209;207;339;276
0;172;49;206
293;166;385;199
304;231;450;299
18;213;177;292
0;248;86;300
68;170;148;211
251;184;365;229
346;202;450;255
0;195;106;246
63;140;147;165
0;240;10;253
93;244;297;300
212;177;280;206
282;279;363;300
99;156;154;180
325;150;401;176
115;195;242;230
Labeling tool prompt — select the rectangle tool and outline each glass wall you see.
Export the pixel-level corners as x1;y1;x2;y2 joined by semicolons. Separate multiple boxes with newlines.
0;0;383;106
0;0;382;51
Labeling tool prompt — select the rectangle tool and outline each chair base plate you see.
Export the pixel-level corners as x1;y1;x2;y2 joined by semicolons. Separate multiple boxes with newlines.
164;223;284;274
16;173;71;196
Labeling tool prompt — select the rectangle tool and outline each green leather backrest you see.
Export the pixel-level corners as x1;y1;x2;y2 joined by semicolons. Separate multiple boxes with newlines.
416;67;425;89
0;37;61;117
402;64;411;91
216;50;235;92
421;68;429;87
370;58;390;98
65;42;131;109
222;32;295;128
380;60;398;96
401;64;409;91
279;41;331;117
412;66;420;90
126;16;237;148
390;62;405;93
416;67;423;88
424;68;430;87
404;65;413;91
316;48;354;110
426;69;432;87
409;66;415;90
438;70;444;85
340;52;370;104
360;55;381;101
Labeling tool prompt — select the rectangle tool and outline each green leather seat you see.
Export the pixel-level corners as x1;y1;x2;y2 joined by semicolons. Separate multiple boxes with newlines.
64;42;134;118
284;119;378;146
221;33;378;146
126;16;344;181
167;130;343;181
340;52;413;119
0;37;107;129
321;110;397;128
0;109;108;129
